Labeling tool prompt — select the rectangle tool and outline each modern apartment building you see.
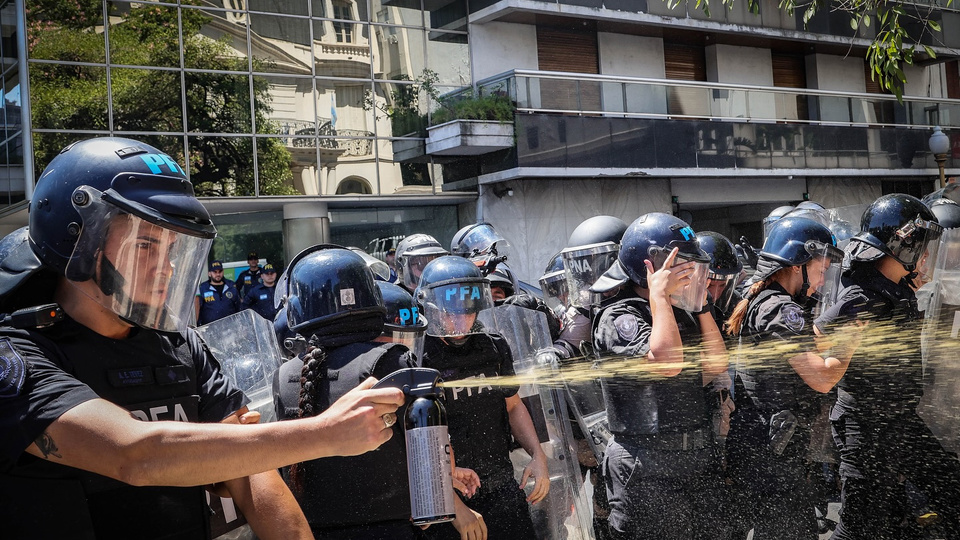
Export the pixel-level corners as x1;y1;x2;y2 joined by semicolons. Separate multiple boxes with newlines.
0;0;956;282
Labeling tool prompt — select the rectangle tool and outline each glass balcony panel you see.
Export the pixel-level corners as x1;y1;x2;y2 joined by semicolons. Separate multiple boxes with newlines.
667;86;710;117
601;82;626;114
26;0;106;62
258;75;317;135
426;32;470;87
818;96;852;123
624;83;668;116
30;64;107;130
744;89;777;121
185;72;253;134
182;7;250;71
710;88;748;119
188;135;256;197
256;136;313;196
249;13;314;75
111;68;184;132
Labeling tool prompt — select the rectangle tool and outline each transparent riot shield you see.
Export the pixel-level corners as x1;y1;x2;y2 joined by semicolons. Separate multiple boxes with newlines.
196;309;285;423
561;242;619;311
477;304;596;540
194;309;285;540
920;227;960;453
814;203;871;319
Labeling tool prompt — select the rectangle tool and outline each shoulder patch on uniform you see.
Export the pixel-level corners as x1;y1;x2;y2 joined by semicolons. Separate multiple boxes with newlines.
780;303;805;333
614;314;639;341
0;338;26;398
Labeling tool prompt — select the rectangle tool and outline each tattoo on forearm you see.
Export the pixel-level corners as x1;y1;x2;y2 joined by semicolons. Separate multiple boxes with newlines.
35;432;62;459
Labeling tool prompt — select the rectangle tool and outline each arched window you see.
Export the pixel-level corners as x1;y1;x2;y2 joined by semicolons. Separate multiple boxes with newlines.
336;176;372;194
332;0;354;43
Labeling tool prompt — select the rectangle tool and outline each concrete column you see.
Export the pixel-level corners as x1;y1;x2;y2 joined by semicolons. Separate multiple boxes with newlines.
282;202;330;261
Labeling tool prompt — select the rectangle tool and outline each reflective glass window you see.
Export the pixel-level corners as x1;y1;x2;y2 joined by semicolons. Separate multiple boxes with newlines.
189;135;257;196
373;81;429;137
256;136;309;195
111;68;184;132
373;25;427;83
315;80;376;134
26;0;106;62
185;72;253;134
30;63;108;130
257;75;317;136
108;2;182;68
426;31;469;87
182;7;250;71
313;20;372;78
371;0;423;26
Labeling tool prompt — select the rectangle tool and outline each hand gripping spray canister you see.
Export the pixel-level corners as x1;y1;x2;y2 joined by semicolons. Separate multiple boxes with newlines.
374;368;456;525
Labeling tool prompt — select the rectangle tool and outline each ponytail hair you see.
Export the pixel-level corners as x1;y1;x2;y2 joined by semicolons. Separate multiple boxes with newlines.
724;273;782;337
288;337;327;494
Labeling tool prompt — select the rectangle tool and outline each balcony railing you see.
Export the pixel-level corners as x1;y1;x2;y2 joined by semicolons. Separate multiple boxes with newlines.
472;70;960;130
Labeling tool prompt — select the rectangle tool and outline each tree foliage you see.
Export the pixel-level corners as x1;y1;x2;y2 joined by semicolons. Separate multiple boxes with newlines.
668;0;952;101
27;0;297;195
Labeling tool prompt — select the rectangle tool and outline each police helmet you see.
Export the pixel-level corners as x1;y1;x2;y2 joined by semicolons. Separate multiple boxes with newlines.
829;219;857;245
696;231;743;277
539;252;568;317
928;198;960;230
593;212;710;292
376;281;427;358
395;233;448;291
415;255;494;337
848;193;943;270
567;215;628;248
283;245;385;345
487;264;518;301
754;216;843;283
450;222;509;260
26;137;216;332
762;205;796;239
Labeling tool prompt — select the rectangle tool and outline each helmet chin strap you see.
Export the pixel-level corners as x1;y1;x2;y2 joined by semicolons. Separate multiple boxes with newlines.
796;264;811;301
98;254;128;305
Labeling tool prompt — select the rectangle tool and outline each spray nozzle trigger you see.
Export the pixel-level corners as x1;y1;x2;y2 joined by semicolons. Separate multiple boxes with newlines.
373;367;443;398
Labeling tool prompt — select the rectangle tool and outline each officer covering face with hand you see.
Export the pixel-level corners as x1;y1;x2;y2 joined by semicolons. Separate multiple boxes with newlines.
0;137;404;540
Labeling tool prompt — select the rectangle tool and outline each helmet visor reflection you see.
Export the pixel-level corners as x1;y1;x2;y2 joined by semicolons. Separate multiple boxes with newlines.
420;279;494;337
67;189;212;333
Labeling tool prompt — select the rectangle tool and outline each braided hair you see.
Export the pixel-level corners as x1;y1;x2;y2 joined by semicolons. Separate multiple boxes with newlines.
288;335;327;494
725;274;780;337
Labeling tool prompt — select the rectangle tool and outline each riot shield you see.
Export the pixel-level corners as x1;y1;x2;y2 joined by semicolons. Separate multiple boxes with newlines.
195;309;285;423
194;309;285;540
920;227;960;453
561;242;619;311
477;304;596;540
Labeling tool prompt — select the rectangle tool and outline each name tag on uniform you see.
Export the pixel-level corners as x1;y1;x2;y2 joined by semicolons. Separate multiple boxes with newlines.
259;293;268;300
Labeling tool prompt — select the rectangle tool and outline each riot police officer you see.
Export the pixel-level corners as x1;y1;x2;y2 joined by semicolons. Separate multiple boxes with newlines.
235;251;263;297
395;233;449;293
270;246;425;539
815;193;960;539
450;222;510;275
696;231;743;330
196;259;241;325
723;216;849;540
0;137;404;539
416;255;549;540
589;212;729;540
242;263;278;320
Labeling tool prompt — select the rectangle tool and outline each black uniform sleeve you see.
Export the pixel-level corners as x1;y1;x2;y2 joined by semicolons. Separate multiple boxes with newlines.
370;346;417;380
814;283;869;333
593;302;653;359
747;295;816;360
0;332;100;460
490;335;520;398
184;328;249;422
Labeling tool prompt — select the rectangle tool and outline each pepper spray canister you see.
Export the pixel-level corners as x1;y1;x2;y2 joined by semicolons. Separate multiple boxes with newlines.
374;368;456;525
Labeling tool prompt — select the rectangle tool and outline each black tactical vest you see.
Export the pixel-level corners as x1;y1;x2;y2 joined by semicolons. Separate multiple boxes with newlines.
0;324;212;540
274;341;413;529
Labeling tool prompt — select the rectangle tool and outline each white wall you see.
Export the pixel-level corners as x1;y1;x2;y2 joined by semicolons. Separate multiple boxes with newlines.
807;53;865;93
469;21;539;82
479;178;672;283
598;33;665;78
706;44;775;119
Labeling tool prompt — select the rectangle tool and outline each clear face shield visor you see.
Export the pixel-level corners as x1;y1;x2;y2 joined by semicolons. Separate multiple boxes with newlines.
539;270;569;318
798;241;844;317
707;272;738;314
383;328;426;360
458;225;511;261
921;229;960;330
419;279;494;337
560;242;620;310
67;189;213;333
892;217;943;277
648;247;711;313
401;253;443;291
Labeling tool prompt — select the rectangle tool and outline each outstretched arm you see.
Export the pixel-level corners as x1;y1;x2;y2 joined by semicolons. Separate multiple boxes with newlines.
25;377;405;487
505;394;550;504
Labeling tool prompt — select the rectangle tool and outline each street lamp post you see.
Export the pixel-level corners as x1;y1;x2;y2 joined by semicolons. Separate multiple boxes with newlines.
929;126;950;189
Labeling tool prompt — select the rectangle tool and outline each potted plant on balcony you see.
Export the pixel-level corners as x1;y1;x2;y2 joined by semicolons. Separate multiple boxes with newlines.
425;89;516;156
